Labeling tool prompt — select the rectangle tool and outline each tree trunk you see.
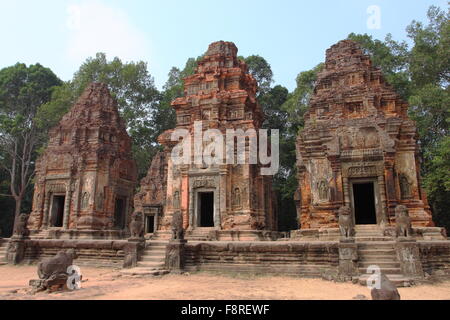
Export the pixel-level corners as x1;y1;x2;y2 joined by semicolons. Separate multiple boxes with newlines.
11;196;22;235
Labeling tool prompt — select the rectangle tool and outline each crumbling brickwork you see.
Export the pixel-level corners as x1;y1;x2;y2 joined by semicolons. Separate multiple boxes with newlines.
27;83;137;238
133;151;168;234
158;41;276;232
295;40;433;229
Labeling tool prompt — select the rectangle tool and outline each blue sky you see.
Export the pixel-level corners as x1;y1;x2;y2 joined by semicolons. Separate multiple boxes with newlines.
0;0;447;91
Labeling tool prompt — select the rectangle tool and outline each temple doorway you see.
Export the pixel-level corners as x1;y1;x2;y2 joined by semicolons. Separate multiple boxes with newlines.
199;192;214;227
114;197;126;229
351;182;377;225
50;195;65;227
145;215;155;233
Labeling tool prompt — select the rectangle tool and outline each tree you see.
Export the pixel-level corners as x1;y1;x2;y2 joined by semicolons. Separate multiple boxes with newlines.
282;64;324;136
243;55;273;97
0;63;62;224
406;6;450;231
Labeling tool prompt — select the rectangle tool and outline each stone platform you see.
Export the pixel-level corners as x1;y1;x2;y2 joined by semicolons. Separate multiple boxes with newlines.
290;225;446;242
3;232;450;288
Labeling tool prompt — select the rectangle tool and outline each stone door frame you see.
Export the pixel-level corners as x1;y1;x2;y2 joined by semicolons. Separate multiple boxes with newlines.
342;161;388;226
348;177;382;225
49;192;66;228
192;188;220;229
143;206;160;234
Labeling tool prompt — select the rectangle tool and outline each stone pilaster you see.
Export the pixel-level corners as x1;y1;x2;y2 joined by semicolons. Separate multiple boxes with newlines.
123;238;145;268
6;238;28;265
165;239;187;274
62;183;73;229
395;238;424;278
338;239;358;280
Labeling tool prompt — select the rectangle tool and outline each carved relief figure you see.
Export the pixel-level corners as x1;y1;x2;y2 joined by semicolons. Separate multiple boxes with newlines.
399;174;412;199
97;192;104;210
233;187;241;207
173;191;180;209
318;180;329;201
81;192;89;209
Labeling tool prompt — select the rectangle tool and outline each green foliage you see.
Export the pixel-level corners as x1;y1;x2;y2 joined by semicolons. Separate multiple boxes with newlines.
0;63;61;228
282;64;324;135
244;55;273;96
423;137;450;231
409;83;450;153
407;5;449;88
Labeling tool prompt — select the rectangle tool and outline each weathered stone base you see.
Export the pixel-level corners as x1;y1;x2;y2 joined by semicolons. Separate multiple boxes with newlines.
29;229;128;240
29;274;69;293
214;230;283;241
3;237;449;288
184;241;340;277
9;239;129;267
420;241;450;277
158;229;283;242
291;227;447;241
181;239;450;286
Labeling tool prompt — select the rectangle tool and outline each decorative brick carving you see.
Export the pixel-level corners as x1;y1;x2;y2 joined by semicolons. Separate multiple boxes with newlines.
295;40;433;229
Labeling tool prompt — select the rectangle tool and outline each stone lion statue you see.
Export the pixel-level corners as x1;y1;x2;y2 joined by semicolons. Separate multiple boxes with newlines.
37;249;78;280
338;206;354;238
30;249;78;292
371;273;401;300
171;211;184;240
129;211;144;239
13;213;30;238
395;205;412;238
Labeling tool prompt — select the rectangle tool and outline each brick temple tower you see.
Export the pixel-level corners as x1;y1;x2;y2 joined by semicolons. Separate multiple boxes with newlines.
28;83;137;239
295;40;433;230
157;41;277;238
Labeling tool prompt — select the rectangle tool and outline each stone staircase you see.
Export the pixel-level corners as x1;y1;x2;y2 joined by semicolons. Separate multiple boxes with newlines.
186;227;216;241
355;241;414;287
150;230;171;241
354;224;389;241
120;241;169;276
0;239;8;265
30;228;53;239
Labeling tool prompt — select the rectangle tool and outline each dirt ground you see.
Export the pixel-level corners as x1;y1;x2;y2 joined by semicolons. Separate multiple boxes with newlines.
0;265;449;300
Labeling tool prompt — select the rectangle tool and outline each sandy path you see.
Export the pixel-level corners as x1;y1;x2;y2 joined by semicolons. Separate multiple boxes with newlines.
0;265;449;300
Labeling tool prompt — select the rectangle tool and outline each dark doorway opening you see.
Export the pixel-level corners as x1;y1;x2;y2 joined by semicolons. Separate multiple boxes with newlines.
145;215;155;233
199;192;214;227
353;183;377;224
114;197;126;229
50;195;65;227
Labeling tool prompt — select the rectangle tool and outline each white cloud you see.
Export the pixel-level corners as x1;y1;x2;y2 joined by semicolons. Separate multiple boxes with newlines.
65;1;149;64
